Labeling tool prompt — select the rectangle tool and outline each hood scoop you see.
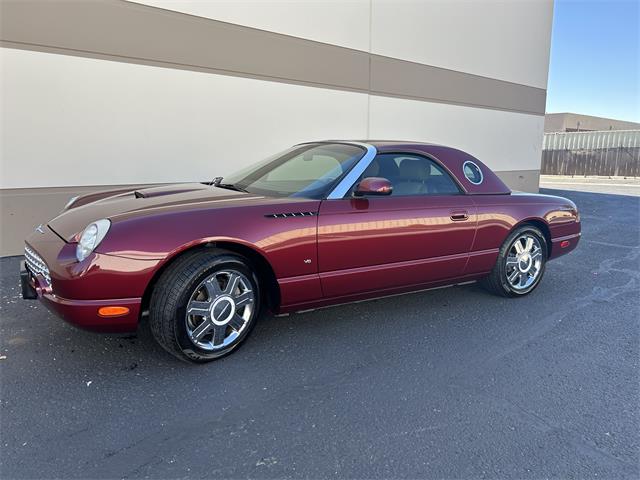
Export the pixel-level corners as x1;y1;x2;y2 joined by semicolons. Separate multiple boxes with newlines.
132;184;207;199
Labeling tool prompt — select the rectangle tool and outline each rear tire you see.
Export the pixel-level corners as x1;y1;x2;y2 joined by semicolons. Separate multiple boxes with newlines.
481;225;547;298
149;249;261;363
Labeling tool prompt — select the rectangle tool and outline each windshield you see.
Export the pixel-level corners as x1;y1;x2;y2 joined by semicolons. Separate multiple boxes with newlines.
221;143;365;199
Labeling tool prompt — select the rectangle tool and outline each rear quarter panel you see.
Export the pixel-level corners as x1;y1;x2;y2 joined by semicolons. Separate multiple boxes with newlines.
470;193;580;268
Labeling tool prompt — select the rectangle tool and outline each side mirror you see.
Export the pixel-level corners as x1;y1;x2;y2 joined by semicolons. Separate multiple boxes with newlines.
354;177;393;196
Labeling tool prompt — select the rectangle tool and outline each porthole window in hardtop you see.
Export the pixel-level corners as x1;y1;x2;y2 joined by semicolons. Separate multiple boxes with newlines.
463;161;483;185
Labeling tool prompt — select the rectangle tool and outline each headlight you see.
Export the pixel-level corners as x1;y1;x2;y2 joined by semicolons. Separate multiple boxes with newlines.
76;219;111;262
63;195;79;211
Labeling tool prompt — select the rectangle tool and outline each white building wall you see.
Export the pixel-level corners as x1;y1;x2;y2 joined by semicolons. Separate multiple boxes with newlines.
0;0;553;255
1;48;369;189
371;0;554;89
131;0;371;52
369;96;545;172
133;0;554;88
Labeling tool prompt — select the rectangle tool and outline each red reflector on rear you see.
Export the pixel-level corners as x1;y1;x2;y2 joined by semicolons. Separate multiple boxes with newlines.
560;240;570;248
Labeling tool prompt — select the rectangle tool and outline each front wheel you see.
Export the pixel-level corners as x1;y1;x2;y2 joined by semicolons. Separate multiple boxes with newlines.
481;225;547;297
149;249;261;363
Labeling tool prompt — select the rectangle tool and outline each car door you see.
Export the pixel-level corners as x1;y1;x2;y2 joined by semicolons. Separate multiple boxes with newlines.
317;153;477;298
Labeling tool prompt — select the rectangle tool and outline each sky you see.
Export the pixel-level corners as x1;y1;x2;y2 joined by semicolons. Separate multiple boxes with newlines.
546;0;639;122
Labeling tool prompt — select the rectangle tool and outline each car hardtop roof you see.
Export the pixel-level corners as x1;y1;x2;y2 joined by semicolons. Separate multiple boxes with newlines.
311;140;512;195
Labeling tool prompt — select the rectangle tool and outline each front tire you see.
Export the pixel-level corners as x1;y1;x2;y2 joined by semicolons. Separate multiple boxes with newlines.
481;225;547;297
149;249;261;363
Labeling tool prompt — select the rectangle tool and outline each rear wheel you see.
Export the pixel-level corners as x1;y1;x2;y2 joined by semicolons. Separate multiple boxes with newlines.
481;225;547;297
149;249;261;363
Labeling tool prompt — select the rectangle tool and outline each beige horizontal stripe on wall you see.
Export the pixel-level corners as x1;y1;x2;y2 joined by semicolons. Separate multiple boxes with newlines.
0;169;540;257
0;0;546;116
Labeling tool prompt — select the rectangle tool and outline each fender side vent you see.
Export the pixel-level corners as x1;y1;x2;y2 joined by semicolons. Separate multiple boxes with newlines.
134;191;146;198
265;211;318;218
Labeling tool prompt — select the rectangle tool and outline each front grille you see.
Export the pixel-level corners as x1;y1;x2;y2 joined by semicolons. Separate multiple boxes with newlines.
24;245;51;285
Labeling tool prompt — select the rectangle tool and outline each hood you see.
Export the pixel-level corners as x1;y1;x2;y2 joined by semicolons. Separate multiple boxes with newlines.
48;183;280;242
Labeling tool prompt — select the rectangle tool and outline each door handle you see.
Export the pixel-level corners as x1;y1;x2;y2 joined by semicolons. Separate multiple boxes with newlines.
450;211;469;221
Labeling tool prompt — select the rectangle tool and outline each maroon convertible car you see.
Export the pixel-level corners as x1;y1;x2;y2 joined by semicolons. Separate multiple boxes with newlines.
22;141;580;362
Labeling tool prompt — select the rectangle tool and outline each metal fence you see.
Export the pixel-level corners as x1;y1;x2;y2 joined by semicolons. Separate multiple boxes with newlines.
541;130;640;177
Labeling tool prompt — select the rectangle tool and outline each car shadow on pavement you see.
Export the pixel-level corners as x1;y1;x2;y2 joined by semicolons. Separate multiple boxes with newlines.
0;255;490;372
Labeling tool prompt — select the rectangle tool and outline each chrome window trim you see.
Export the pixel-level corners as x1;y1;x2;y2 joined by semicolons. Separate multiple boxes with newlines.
318;142;377;199
462;160;484;185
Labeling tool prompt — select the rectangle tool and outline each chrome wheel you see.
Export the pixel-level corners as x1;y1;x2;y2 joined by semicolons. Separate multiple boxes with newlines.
505;234;543;291
185;270;255;351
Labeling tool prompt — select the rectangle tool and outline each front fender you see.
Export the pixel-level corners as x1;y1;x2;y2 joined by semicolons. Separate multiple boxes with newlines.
95;205;319;280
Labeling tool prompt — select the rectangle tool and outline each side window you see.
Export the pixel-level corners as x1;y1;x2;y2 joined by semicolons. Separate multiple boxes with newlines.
358;153;460;196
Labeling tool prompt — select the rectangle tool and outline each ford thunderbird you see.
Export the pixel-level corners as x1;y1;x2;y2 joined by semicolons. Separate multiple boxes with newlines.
21;141;581;362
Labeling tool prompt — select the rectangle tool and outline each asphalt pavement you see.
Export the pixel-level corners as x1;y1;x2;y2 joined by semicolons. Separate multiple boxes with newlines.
1;186;638;479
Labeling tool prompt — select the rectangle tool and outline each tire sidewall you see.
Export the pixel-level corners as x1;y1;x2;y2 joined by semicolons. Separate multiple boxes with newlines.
173;256;261;362
498;226;548;297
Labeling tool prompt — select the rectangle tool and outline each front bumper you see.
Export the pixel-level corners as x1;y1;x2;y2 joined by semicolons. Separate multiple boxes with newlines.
21;259;141;333
21;225;157;333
